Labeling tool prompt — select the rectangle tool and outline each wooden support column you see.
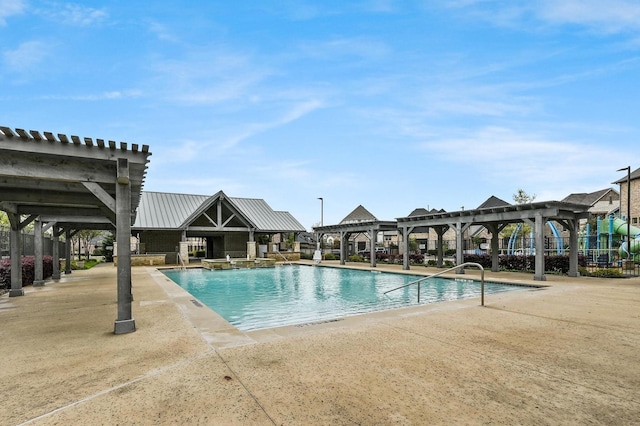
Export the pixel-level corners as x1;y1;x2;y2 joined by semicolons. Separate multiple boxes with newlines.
454;222;470;274
52;225;61;280
8;212;23;297
568;219;579;277
33;218;44;286
114;158;135;334
486;223;507;273
486;224;500;272
534;213;546;281
400;226;411;270
436;227;445;268
369;226;377;268
339;231;347;265
64;229;72;275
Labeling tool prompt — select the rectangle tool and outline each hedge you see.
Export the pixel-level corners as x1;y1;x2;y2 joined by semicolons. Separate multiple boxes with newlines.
0;256;53;289
463;254;587;274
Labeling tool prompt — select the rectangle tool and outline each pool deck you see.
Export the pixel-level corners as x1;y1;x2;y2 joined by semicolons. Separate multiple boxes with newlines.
2;261;640;425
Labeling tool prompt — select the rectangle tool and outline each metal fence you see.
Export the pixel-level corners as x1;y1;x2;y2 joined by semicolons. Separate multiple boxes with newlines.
0;226;63;259
422;236;639;277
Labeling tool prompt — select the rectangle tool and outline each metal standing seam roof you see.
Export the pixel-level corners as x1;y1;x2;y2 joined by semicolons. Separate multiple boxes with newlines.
134;192;209;229
132;191;305;232
228;197;306;232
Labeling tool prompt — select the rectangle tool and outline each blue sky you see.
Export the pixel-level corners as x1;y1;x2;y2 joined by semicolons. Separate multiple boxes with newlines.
2;1;639;230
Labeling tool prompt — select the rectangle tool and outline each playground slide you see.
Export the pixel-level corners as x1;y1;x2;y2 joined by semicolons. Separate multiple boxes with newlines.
611;218;640;256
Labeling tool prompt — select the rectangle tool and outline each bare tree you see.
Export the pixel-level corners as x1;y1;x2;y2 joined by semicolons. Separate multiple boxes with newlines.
513;189;536;205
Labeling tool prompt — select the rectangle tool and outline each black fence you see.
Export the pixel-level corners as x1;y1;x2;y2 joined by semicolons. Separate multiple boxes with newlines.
0;226;64;259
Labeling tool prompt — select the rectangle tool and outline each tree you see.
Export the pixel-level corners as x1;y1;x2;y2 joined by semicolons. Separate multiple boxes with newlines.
503;189;537;244
513;189;536;205
408;236;418;253
101;232;115;262
72;230;105;260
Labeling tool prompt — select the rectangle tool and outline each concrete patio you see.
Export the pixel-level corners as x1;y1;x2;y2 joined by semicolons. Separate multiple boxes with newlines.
1;262;639;425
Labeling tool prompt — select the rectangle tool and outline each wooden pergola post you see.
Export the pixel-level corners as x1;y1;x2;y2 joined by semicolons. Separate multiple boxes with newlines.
114;158;135;334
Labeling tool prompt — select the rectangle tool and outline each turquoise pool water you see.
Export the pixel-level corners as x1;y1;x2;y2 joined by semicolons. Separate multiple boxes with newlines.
163;265;527;331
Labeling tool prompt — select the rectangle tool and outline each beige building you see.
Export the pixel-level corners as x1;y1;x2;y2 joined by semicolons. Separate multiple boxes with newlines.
613;167;640;226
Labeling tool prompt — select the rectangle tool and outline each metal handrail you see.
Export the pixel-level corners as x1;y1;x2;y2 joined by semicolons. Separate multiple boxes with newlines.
177;252;187;271
275;250;293;266
383;262;486;306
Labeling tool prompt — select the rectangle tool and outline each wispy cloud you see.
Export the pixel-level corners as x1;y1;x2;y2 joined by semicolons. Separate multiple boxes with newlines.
217;98;326;150
420;125;622;199
536;0;640;34
37;3;108;27
147;21;179;43
2;40;51;72
0;0;24;25
37;89;143;101
447;0;640;35
296;36;391;61
151;48;272;106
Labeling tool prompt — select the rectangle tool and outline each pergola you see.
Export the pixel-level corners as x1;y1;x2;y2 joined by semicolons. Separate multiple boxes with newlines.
0;126;151;334
314;220;397;267
397;201;590;280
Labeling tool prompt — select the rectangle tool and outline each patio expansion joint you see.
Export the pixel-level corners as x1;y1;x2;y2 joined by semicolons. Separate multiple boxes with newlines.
16;350;216;426
380;316;640;407
213;349;278;426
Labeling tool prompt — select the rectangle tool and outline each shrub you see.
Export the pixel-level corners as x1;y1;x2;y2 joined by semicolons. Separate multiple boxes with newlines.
463;254;492;268
324;253;336;260
349;254;364;262
584;268;625;278
0;259;9;289
0;256;53;288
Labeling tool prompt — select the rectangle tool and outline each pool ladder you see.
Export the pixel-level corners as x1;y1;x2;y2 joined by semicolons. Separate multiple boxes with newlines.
383;262;486;306
275;250;293;266
177;252;187;271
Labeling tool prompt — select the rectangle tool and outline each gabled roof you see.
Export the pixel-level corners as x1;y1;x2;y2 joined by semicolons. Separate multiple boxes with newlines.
230;197;305;232
477;195;511;209
133;190;305;232
612;167;640;184
409;208;429;216
340;205;377;224
561;188;616;207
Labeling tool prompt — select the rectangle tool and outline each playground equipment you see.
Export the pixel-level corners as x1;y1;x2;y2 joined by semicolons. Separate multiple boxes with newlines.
611;218;640;257
582;216;640;266
507;222;564;255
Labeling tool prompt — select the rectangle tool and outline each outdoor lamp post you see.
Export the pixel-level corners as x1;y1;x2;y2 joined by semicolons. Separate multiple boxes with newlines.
317;197;323;252
617;166;631;259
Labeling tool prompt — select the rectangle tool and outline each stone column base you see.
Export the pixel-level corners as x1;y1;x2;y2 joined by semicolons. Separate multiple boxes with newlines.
114;318;136;334
9;288;24;297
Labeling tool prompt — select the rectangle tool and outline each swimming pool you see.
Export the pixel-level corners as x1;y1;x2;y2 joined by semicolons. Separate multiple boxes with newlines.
163;265;528;331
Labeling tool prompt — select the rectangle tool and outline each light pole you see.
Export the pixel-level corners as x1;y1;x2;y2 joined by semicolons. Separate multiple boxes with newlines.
317;197;323;253
617;166;631;259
